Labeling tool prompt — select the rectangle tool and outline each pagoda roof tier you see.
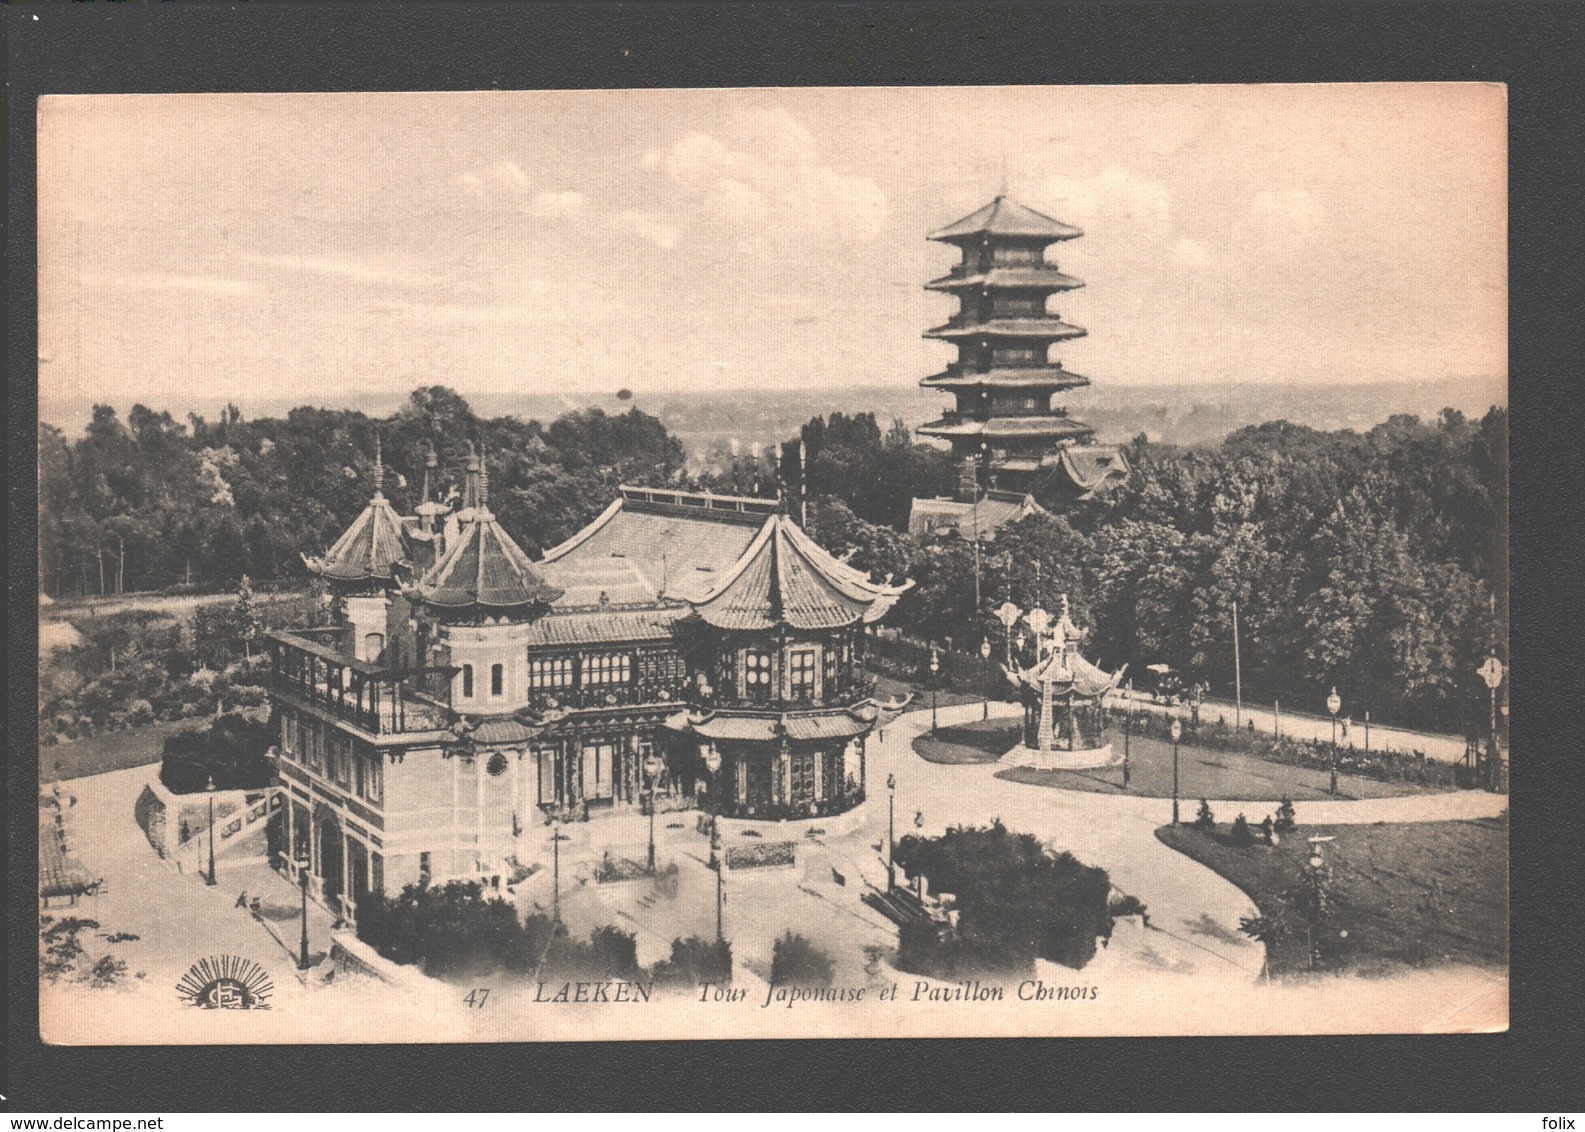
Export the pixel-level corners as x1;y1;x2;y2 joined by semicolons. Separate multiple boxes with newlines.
925;266;1084;293
692;513;913;632
929;196;1082;244
669;703;881;744
1006;647;1124;701
304;492;409;584
918;415;1096;441
925;317;1087;342
919;365;1091;391
414;506;564;613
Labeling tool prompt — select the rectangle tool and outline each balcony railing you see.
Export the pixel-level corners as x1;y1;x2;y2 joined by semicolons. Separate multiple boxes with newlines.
524;680;688;714
268;632;456;736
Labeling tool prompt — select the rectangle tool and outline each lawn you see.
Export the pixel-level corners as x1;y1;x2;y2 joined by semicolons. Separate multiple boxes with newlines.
1157;816;1508;977
995;732;1444;802
870;673;990;712
912;717;1021;764
40;709;268;783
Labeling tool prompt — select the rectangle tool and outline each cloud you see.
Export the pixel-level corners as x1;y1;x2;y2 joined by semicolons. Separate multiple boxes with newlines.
617;210;679;250
459;160;531;198
1042;166;1174;239
529;190;589;219
97;272;259;297
240;253;422;288
644;107;888;242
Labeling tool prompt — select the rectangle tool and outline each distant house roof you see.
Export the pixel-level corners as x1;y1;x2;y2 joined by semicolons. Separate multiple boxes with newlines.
416;506;564;612
692;514;913;631
1056;445;1132;499
539;487;771;605
305;492;409;583
908;490;1044;542
928;196;1083;244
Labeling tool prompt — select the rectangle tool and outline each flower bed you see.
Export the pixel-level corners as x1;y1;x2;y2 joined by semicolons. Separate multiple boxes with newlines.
725;841;796;871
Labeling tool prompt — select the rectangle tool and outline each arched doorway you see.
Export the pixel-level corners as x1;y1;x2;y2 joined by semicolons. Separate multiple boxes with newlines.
316;810;344;910
346;837;371;918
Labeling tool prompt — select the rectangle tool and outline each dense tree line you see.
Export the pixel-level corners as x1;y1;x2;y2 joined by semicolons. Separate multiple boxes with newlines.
805;407;1508;734
39;387;687;597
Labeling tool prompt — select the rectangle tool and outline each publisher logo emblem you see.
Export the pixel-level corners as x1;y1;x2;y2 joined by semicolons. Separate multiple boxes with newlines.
176;955;274;1009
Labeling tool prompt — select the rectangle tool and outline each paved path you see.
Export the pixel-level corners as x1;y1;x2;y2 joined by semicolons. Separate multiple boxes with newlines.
1104;691;1474;764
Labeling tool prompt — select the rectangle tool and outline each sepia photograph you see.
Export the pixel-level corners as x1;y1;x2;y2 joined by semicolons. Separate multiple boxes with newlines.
34;82;1508;1045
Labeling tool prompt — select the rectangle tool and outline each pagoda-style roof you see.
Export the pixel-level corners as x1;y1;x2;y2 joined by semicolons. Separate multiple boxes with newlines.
520;605;689;648
925;266;1085;293
908;490;1045;542
918;415;1096;442
1057;445;1132;496
925;317;1087;342
1007;645;1124;701
665;701;882;743
304;492;409;584
415;506;564;613
929;196;1082;244
919;365;1092;391
692;514;913;631
538;486;772;606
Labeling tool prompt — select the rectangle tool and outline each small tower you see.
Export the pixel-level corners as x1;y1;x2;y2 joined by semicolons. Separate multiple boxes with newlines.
917;194;1128;503
303;432;410;663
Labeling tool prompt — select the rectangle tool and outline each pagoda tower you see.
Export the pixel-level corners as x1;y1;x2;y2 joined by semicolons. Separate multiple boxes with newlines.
917;195;1127;505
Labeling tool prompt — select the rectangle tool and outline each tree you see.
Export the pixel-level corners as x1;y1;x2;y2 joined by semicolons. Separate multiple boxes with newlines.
770;931;835;987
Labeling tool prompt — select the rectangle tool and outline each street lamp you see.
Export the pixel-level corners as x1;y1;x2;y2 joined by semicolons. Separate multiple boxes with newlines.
644;752;664;874
1122;706;1132;790
1306;836;1334;971
1027;607;1050;655
995;601;1021;671
979;637;992;720
549;814;565;927
886;772;897;892
205;775;218;886
929;648;940;735
711;822;725;943
1478;655;1505;792
702;741;725;941
1326;687;1342;795
297;850;312;970
1169;718;1183;825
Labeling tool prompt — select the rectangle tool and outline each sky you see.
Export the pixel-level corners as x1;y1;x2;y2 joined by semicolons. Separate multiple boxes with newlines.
38;84;1507;423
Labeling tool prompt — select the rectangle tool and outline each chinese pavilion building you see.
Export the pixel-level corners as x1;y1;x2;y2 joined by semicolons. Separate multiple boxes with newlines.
268;449;910;923
911;194;1129;537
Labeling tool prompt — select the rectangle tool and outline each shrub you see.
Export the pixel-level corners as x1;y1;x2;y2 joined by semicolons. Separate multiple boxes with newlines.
1273;797;1298;834
652;936;733;986
358;881;547;980
1229;813;1256;846
540;924;642;982
893;820;1113;975
771;931;835;987
159;712;275;793
1194;799;1216;831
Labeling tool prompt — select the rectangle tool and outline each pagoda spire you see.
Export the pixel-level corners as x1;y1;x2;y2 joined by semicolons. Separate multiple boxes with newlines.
371;429;385;496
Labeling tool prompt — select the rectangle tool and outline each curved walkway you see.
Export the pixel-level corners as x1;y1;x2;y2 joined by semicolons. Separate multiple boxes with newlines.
873;701;1508;983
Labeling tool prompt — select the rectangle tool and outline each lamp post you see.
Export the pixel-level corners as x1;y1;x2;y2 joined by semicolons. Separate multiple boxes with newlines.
549;814;564;927
1122;706;1132;790
1478;655;1505;791
995;601;1021;672
644;752;664;874
702;743;724;941
297;852;311;970
979;638;991;720
205;775;218;886
1169;718;1182;824
1306;836;1334;971
1027;607;1049;656
929;648;940;735
1326;687;1342;795
886;772;897;892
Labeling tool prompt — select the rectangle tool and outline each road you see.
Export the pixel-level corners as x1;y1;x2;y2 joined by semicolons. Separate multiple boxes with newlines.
1105;690;1474;764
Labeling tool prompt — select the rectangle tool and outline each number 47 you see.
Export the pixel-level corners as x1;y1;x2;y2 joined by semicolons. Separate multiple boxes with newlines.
464;988;490;1008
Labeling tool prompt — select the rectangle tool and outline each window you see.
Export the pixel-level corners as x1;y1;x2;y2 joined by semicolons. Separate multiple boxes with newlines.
529;655;574;689
491;663;504;697
584;653;632;686
790;751;816;804
281;713;297;760
461;664;474;698
789;650;816;699
487;753;508;777
354;749;366;796
364;754;383;805
419;852;432;886
993;346;1040;364
743;650;773;697
993;244;1038;265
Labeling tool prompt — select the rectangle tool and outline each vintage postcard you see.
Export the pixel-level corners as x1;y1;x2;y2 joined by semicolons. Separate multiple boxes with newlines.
35;84;1507;1043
